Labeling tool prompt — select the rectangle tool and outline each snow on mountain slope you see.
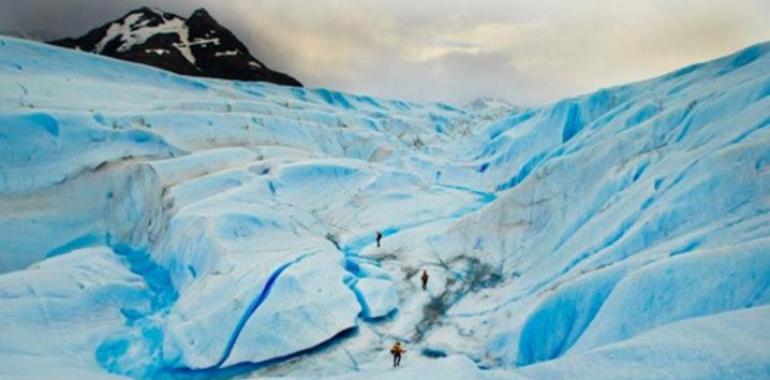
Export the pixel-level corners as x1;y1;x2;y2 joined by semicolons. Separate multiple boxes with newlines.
0;35;769;380
50;7;302;86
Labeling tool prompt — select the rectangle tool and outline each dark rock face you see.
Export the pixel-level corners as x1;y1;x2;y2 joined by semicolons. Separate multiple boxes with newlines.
50;7;301;86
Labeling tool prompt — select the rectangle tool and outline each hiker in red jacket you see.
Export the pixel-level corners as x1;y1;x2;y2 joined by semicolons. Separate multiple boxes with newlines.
421;270;429;290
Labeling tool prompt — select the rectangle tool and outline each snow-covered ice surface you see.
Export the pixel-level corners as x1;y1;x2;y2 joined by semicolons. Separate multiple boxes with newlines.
1;36;769;379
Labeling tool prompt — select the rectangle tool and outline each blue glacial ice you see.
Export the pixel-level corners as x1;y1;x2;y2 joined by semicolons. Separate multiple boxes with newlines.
1;36;769;379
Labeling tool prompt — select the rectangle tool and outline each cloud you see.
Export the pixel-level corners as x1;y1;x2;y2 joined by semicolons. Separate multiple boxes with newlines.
1;0;769;105
223;0;770;105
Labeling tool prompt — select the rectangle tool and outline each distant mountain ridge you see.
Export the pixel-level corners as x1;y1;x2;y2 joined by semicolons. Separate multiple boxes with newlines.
50;7;301;86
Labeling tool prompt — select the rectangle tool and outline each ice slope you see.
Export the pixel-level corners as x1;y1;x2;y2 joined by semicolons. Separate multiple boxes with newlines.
382;43;770;376
0;247;152;380
1;35;769;380
518;306;770;380
0;36;480;379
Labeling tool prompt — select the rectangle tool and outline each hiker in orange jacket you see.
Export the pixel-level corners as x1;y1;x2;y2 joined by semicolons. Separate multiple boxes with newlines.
390;341;406;367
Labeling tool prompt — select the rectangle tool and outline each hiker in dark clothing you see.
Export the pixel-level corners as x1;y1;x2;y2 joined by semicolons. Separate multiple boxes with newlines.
421;270;429;290
376;230;383;248
390;341;406;367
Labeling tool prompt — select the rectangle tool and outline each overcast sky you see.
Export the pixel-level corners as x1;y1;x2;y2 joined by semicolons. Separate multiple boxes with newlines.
2;0;769;105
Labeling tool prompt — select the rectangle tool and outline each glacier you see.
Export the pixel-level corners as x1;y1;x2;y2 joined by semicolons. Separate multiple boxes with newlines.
0;35;769;380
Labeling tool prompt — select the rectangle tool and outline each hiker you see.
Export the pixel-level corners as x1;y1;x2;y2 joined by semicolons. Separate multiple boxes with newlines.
421;270;429;290
390;341;406;367
376;230;383;248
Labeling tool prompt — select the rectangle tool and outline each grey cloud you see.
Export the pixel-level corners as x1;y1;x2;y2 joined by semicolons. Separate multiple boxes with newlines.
1;0;769;105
